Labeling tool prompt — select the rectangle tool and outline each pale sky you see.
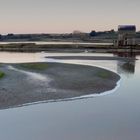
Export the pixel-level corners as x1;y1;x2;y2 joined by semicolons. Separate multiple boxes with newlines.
0;0;140;34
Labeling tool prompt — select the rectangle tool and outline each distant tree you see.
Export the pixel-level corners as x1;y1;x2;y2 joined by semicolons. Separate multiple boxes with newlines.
110;29;115;33
6;33;15;39
7;33;14;37
89;30;97;37
0;34;2;40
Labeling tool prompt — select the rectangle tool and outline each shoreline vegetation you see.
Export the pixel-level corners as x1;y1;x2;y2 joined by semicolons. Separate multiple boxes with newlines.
0;43;140;52
0;71;5;79
0;62;120;109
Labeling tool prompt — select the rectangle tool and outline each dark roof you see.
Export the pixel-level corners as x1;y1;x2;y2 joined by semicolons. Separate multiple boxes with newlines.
118;25;136;31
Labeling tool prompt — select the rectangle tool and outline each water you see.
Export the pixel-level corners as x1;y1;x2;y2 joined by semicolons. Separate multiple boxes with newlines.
0;41;113;45
0;52;42;63
0;52;139;140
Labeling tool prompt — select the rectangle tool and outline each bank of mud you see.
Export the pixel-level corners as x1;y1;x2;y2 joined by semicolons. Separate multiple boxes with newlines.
0;62;120;109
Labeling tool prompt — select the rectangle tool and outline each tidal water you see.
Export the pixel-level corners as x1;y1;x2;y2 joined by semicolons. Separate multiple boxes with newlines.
0;52;139;140
0;41;112;45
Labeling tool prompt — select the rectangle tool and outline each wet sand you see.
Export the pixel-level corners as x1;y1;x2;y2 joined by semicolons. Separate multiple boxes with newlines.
0;62;120;109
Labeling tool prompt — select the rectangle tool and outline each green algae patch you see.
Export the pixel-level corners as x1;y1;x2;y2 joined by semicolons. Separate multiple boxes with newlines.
97;70;111;79
0;71;5;79
19;63;48;70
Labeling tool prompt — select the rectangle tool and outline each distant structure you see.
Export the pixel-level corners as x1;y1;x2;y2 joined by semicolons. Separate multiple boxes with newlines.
114;25;136;46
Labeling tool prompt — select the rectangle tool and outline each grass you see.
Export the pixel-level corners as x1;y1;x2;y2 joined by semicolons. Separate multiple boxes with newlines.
0;71;5;79
20;63;48;70
97;71;111;79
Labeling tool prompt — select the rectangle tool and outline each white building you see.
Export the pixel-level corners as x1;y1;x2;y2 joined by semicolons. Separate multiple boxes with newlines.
114;25;136;46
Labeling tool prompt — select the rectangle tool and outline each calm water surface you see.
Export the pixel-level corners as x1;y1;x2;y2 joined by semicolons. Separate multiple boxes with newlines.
0;41;113;45
0;52;139;140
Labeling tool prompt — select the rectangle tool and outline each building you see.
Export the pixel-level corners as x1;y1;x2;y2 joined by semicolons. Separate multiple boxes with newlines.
114;25;136;46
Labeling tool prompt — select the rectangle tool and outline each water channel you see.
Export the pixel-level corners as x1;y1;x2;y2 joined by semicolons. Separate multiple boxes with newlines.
0;51;139;140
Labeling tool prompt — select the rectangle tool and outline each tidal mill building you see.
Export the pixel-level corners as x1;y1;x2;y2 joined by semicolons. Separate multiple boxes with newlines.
114;25;136;46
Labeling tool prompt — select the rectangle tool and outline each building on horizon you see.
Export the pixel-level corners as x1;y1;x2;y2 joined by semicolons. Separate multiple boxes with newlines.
114;25;136;46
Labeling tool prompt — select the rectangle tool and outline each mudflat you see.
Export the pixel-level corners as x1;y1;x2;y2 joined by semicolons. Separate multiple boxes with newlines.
0;62;120;109
46;55;136;61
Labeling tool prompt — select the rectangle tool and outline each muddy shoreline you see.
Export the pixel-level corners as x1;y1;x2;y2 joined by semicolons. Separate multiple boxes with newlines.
0;62;120;109
46;56;136;61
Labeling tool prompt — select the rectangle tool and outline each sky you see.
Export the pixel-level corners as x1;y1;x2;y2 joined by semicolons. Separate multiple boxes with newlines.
0;0;140;34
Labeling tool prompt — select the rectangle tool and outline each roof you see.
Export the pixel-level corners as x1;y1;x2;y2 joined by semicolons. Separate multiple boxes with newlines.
118;25;136;31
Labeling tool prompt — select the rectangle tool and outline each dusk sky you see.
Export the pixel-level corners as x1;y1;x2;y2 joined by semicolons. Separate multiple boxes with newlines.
0;0;140;34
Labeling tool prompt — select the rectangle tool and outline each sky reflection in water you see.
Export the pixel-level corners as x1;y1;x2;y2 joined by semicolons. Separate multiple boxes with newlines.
0;52;139;140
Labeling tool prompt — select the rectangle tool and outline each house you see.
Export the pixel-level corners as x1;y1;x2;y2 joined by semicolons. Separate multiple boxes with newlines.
114;25;136;46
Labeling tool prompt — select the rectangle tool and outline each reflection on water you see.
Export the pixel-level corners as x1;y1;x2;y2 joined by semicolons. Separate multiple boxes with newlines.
0;52;140;140
0;41;113;45
0;51;137;75
114;51;137;75
114;51;136;58
0;52;42;63
117;61;135;74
